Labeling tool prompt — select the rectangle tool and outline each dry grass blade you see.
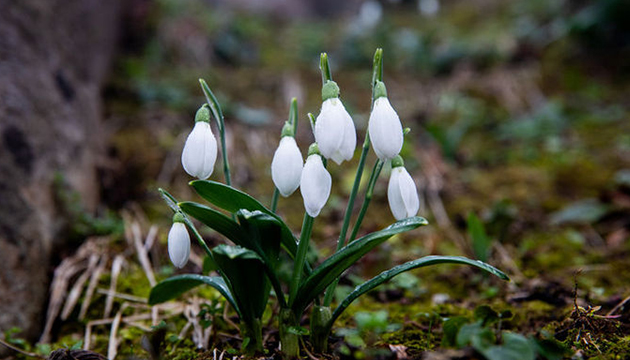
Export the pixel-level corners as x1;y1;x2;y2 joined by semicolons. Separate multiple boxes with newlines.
130;221;156;286
104;255;125;318
61;254;100;320
79;256;109;320
108;307;124;360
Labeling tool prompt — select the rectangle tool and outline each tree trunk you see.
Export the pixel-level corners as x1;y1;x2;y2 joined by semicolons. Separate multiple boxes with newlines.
0;0;121;346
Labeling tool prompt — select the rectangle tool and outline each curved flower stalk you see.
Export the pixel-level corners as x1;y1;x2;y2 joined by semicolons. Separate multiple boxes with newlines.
314;81;357;165
368;81;404;161
300;144;332;217
271;123;303;197
388;155;420;220
167;213;191;268
181;104;218;179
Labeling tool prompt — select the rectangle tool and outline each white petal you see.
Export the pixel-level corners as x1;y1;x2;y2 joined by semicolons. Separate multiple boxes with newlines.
168;222;191;268
182;122;218;179
271;137;303;197
300;155;332;217
315;98;356;164
387;167;419;220
336;107;357;164
369;97;403;161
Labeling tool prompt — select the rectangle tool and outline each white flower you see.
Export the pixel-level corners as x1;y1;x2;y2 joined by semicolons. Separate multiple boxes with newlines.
168;222;191;268
271;136;303;197
387;166;419;220
182;121;218;180
300;154;332;217
368;97;403;160
314;98;356;165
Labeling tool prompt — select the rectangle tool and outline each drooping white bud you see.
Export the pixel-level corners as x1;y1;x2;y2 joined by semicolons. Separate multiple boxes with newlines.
300;146;332;217
314;82;356;165
387;156;419;220
167;217;191;268
369;96;403;161
271;136;303;197
181;105;218;180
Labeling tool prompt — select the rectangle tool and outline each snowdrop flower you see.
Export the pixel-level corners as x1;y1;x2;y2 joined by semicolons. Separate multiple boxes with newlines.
387;156;419;220
182;104;218;179
168;214;191;268
314;81;356;165
271;123;303;197
368;81;403;161
300;144;332;217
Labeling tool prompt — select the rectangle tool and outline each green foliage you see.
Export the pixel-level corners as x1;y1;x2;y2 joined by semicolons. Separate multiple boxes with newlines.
467;212;492;262
443;306;568;360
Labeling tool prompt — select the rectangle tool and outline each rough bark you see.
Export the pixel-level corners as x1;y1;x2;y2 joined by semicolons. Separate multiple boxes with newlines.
0;0;121;343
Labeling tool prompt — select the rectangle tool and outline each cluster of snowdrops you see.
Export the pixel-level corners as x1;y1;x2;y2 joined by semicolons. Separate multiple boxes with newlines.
151;50;508;357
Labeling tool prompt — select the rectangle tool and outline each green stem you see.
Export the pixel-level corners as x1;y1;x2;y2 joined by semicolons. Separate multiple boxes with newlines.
319;53;332;85
271;188;280;213
289;214;314;307
289;97;298;131
199;79;232;187
322;133;371;306
348;159;384;242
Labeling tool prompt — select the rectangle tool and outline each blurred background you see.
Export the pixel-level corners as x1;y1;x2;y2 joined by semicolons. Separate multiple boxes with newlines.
1;0;630;358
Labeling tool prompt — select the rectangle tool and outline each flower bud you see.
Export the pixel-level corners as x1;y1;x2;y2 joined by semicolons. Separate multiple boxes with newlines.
271;135;303;197
181;105;218;179
314;82;356;165
368;82;403;160
300;146;332;217
167;215;191;268
387;156;419;220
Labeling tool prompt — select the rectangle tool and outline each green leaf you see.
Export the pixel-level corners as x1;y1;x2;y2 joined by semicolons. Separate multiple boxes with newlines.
456;321;493;348
532;337;568;360
212;245;270;322
179;202;247;246
148;275;238;316
480;332;536;360
442;316;470;347
474;305;499;326
468;212;492;262
328;255;509;327
291;217;428;315
190;180;299;258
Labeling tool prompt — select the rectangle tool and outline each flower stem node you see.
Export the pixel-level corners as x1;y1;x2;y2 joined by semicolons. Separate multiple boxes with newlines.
314;97;357;165
321;80;340;101
300;148;332;217
271;136;303;197
195;104;211;123
182;105;218;179
373;80;388;99
387;157;420;220
167;217;190;268
369;92;403;161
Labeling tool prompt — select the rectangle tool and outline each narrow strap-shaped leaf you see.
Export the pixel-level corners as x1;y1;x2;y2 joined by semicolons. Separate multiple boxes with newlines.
328;256;509;328
148;275;239;317
190;180;300;260
179;201;247;246
291;216;428;315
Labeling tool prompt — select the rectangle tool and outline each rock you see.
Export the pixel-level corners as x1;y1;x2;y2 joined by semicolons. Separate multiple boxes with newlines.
0;0;121;346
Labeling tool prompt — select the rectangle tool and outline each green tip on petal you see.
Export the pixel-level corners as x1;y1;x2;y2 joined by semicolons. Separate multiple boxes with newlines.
281;121;294;137
308;143;321;157
391;155;404;168
374;81;387;99
195;104;211;123
322;80;340;101
172;212;186;223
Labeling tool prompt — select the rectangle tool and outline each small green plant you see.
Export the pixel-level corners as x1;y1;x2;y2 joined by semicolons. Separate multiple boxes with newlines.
148;49;509;357
443;305;567;360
